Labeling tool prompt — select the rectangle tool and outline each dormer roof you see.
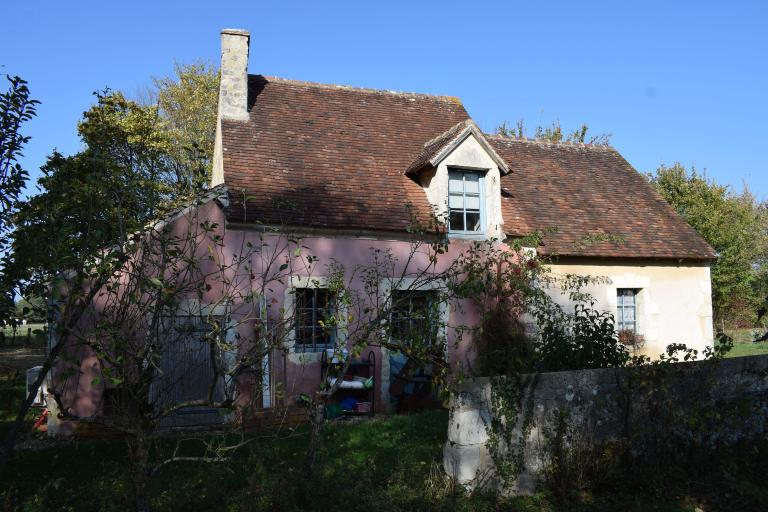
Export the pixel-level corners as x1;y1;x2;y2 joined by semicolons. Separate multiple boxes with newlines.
405;119;511;177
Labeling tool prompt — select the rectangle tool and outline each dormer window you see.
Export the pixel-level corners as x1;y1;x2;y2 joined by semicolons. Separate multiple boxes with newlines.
448;169;484;234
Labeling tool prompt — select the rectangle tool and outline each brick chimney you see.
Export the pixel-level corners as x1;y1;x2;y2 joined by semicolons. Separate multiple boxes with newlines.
212;28;250;186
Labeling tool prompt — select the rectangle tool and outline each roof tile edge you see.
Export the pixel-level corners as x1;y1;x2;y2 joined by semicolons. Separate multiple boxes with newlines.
257;75;464;104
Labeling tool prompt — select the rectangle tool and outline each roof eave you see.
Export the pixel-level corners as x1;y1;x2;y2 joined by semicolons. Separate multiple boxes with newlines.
430;122;512;175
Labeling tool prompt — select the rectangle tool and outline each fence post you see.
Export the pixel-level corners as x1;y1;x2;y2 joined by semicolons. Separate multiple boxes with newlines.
0;331;4;347
26;328;32;346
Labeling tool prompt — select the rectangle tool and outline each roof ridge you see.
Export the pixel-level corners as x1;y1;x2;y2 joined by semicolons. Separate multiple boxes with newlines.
421;119;472;147
255;74;464;104
486;133;617;152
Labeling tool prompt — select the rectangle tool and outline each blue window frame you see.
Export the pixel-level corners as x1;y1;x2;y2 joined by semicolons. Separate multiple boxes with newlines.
448;170;484;234
617;289;639;332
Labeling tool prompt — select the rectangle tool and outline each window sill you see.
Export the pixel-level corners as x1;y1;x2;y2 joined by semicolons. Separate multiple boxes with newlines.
287;352;322;364
447;232;489;241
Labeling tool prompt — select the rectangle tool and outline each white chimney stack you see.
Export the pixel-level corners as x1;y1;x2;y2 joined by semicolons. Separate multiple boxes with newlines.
212;28;250;186
218;28;250;121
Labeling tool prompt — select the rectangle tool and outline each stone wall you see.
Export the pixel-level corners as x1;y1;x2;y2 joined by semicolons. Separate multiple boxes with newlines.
444;355;768;495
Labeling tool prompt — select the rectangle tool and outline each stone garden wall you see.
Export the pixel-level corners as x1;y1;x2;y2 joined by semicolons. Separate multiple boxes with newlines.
444;355;768;495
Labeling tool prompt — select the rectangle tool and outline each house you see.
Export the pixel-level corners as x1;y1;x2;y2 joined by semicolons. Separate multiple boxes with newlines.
211;27;714;403
47;29;715;430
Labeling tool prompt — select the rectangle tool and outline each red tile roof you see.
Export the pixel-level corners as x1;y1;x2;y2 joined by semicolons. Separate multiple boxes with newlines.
222;75;469;232
491;136;715;259
221;75;715;261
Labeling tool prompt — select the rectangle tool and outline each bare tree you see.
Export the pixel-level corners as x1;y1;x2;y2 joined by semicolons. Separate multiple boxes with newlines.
47;191;316;512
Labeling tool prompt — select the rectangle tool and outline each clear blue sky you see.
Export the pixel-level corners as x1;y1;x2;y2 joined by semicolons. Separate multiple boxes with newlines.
3;0;766;198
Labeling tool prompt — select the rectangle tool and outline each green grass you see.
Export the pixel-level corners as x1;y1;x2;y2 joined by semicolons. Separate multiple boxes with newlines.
0;373;27;422
0;323;47;346
722;328;768;358
2;372;768;511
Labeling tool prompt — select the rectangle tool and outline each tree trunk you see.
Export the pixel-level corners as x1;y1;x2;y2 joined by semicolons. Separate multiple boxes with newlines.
129;433;153;512
304;400;325;477
300;399;326;508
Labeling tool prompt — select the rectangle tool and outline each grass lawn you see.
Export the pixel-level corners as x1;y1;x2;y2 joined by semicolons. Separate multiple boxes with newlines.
2;372;768;511
722;328;768;358
0;323;47;346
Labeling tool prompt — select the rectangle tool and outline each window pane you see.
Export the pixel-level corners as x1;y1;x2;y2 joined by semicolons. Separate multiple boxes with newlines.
295;289;310;309
465;194;480;210
464;173;480;193
466;211;481;231
296;308;313;326
449;193;464;209
449;210;465;231
448;172;464;192
294;288;335;351
391;290;438;345
616;289;639;333
296;327;314;345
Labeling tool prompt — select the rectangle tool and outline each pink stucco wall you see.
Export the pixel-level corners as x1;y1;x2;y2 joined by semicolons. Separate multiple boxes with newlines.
221;211;490;411
51;198;493;430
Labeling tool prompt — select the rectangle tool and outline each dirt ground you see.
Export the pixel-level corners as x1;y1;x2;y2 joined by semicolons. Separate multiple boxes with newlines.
0;346;47;373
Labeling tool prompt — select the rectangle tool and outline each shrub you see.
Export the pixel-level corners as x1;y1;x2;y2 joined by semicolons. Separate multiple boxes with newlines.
533;302;630;372
618;329;646;355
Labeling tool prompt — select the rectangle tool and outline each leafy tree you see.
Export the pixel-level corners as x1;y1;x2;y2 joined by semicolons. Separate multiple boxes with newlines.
3;92;175;297
450;236;545;376
153;62;219;184
0;91;181;478
0;75;38;236
648;164;768;327
14;295;46;323
0;75;38;320
496;119;611;145
532;301;630;372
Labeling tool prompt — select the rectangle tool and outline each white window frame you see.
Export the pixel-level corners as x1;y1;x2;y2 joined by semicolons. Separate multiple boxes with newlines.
616;288;640;333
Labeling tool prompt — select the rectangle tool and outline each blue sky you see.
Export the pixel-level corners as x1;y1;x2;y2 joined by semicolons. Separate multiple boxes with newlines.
3;0;767;198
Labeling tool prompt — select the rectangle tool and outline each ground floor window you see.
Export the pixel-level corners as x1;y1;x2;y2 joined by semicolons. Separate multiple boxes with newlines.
294;288;336;352
390;289;439;348
616;288;639;332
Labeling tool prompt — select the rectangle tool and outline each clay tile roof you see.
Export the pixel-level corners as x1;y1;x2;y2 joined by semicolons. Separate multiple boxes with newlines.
405;119;510;176
489;136;716;260
220;75;715;261
221;75;469;232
